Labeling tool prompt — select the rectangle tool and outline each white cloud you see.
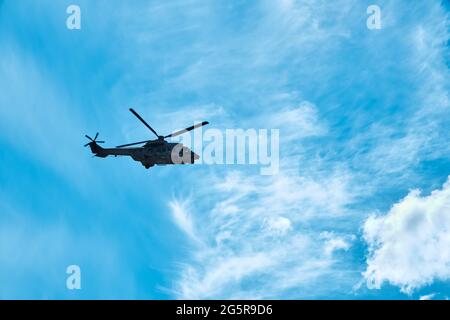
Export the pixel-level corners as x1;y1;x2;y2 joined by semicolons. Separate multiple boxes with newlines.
320;232;353;257
419;293;436;300
363;177;450;294
176;252;275;299
169;199;198;241
262;216;292;236
268;101;327;141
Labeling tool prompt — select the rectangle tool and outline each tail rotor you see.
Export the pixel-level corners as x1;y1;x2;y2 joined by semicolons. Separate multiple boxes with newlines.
84;133;105;147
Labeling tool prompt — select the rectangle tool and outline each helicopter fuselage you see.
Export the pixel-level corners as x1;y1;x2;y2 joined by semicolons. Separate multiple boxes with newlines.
88;140;199;169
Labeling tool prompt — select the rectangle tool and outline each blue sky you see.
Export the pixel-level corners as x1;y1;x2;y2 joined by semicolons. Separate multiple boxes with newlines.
0;0;449;299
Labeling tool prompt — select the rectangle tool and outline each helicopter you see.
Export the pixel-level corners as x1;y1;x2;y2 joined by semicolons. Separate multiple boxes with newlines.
84;108;209;169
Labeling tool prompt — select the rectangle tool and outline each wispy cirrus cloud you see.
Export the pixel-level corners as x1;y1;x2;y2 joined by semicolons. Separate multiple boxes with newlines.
419;293;437;300
168;100;360;299
169;199;199;242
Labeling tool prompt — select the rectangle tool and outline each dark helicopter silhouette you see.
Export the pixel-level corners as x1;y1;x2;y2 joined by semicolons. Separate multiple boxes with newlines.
85;108;209;169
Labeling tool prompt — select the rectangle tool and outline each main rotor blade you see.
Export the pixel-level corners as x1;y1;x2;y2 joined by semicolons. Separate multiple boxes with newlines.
129;108;159;138
94;132;99;140
116;140;152;148
85;135;93;141
165;121;209;138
